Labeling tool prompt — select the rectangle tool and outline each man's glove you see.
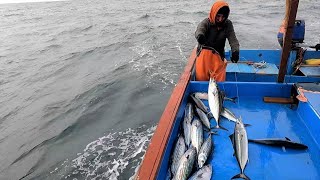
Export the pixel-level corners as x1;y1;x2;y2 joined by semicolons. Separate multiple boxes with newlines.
231;51;239;63
197;34;206;45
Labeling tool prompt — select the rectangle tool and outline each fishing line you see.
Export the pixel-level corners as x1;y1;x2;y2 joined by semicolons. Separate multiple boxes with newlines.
209;62;227;94
234;56;247;105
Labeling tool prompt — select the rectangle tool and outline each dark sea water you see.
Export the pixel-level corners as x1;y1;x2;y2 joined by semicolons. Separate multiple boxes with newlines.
0;0;319;179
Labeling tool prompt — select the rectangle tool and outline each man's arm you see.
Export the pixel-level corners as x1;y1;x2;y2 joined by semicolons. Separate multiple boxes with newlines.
195;18;210;44
226;20;240;62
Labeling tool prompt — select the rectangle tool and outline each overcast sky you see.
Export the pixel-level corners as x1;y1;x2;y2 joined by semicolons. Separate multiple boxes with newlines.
0;0;65;4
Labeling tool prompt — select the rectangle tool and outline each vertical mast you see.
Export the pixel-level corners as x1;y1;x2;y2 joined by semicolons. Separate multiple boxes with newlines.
277;0;299;82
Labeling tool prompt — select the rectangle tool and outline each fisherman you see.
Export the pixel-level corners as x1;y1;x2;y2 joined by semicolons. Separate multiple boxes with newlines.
195;0;240;81
277;0;289;47
277;20;286;47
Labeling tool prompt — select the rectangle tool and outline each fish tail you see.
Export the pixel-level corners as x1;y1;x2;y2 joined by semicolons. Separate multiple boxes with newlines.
231;173;250;180
244;123;251;127
230;96;237;103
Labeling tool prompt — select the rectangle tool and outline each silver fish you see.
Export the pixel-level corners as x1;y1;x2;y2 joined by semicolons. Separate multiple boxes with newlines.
173;146;197;180
208;78;226;130
183;103;193;147
248;137;308;150
194;92;209;100
194;92;237;103
191;118;203;154
188;164;212;180
183;117;192;148
221;107;240;123
165;166;172;180
184;103;193;122
171;135;187;175
229;120;250;180
198;135;213;168
195;106;211;129
190;94;210;116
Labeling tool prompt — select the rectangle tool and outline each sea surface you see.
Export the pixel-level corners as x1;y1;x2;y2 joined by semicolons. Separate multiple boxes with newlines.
0;0;319;179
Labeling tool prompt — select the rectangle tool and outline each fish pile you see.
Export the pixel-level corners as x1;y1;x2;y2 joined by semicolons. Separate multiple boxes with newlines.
167;78;245;180
169;101;213;180
167;77;308;180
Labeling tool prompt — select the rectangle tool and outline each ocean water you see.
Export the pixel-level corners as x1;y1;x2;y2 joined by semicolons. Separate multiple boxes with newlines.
0;0;319;179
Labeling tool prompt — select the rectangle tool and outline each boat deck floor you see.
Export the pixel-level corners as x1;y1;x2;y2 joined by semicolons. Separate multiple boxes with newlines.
227;63;279;75
299;66;320;77
198;96;320;179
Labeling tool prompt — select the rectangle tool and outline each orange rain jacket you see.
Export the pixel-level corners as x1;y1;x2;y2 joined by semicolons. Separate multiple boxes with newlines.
195;1;239;81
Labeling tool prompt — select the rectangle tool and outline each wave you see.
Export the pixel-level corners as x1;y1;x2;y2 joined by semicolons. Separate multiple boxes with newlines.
0;105;19;126
138;13;150;19
11;136;55;166
15;122;84;180
39;79;115;130
194;10;207;16
55;25;94;37
3;13;23;17
39;44;62;53
34;125;157;180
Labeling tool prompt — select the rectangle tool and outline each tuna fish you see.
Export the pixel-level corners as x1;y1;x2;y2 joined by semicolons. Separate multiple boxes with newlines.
183;103;193;147
184;103;193;122
248;137;308;150
190;94;213;119
208;77;227;130
191;118;203;154
193;92;209;100
188;164;212;180
171;135;187;175
198;135;213;168
195;106;211;130
173;146;197;180
229;120;250;180
219;90;237;103
194;92;237;103
221;107;240;123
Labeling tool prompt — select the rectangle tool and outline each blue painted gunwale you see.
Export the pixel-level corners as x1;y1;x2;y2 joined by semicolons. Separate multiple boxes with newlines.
157;81;320;180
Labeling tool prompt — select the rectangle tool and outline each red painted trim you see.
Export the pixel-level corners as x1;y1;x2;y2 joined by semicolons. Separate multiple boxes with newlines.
135;47;197;180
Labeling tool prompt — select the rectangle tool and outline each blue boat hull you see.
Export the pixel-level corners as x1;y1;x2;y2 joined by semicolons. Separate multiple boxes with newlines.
136;48;320;180
157;81;320;179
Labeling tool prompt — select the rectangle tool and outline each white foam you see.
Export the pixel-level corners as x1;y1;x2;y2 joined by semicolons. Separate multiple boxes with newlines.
128;39;177;90
51;125;156;179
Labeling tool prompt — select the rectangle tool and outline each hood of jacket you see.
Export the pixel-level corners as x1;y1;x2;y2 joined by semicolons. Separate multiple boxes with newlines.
208;1;230;24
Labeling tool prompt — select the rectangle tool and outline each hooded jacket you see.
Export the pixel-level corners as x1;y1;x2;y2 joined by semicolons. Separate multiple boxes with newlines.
195;1;239;59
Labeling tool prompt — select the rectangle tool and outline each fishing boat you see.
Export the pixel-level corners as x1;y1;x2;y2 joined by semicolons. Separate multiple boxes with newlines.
136;0;320;179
